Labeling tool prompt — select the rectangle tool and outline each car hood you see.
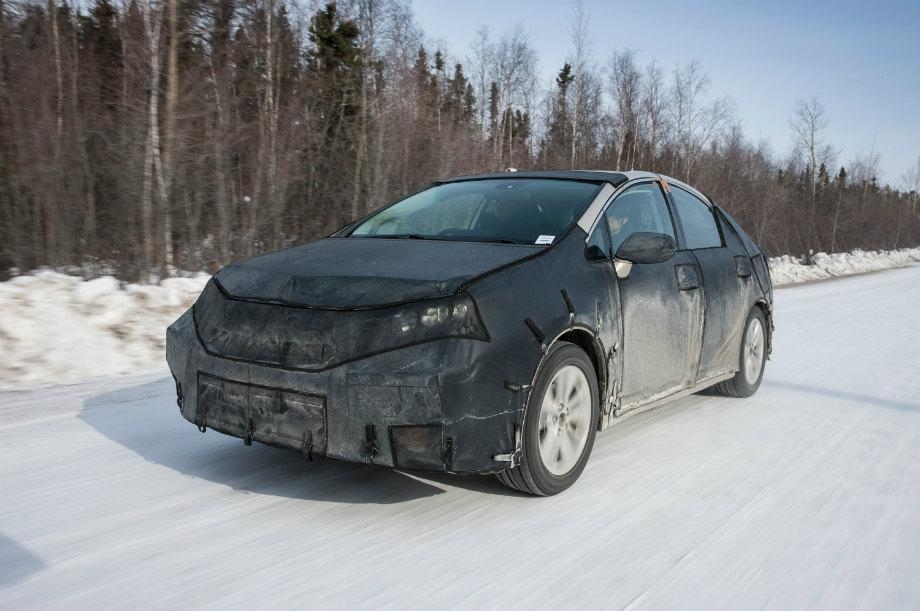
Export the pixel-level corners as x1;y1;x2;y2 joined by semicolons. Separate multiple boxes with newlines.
214;238;541;309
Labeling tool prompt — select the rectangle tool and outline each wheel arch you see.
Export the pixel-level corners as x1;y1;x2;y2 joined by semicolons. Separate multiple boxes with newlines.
556;327;607;400
753;299;773;357
523;326;607;432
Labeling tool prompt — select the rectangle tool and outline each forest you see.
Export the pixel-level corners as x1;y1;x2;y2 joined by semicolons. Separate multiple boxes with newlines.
1;0;918;281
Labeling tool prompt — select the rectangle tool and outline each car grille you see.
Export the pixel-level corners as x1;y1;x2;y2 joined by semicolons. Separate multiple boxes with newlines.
196;373;326;453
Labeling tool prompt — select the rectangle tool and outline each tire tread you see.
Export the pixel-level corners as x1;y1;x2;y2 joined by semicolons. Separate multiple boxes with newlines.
496;464;540;495
714;375;746;398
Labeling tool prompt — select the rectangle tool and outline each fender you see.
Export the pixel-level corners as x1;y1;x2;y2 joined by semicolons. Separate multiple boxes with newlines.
494;322;608;469
522;323;611;431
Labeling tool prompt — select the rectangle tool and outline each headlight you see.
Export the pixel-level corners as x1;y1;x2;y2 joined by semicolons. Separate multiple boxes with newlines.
393;309;418;333
195;279;489;371
452;303;469;319
420;305;449;327
389;295;487;342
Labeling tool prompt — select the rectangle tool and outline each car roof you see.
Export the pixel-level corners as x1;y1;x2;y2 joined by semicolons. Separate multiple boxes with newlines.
441;169;711;205
440;170;631;186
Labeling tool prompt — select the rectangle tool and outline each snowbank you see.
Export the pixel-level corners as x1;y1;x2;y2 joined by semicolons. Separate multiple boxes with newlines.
1;247;918;389
0;271;209;388
768;247;920;285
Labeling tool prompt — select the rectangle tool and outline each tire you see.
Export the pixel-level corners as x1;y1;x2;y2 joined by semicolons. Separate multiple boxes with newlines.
714;306;767;398
496;342;599;496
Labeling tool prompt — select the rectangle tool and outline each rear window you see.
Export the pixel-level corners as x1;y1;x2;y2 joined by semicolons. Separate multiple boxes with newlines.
349;179;601;245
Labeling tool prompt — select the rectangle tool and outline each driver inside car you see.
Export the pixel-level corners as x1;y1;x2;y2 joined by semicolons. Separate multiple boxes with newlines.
607;194;652;254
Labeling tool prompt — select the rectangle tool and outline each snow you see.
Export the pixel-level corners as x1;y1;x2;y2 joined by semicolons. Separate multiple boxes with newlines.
2;266;919;608
0;271;209;389
768;247;920;285
0;247;917;390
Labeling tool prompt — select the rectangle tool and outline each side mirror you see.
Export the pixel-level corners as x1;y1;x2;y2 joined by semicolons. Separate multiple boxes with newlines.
613;232;676;278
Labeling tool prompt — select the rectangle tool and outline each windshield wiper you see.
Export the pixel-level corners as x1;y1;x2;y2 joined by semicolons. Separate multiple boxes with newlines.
370;234;530;244
376;233;431;240
466;237;530;244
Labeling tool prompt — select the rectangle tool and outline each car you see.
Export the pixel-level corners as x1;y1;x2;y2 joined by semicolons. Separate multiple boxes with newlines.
166;170;774;495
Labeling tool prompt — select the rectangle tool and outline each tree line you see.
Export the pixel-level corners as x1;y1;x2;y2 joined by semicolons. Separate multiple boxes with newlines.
1;0;918;281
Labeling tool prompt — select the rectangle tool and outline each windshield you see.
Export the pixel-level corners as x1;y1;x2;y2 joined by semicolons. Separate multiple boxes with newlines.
348;178;602;245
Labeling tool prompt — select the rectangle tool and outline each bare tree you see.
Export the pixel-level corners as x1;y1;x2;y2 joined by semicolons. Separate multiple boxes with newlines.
140;0;164;279
487;24;536;168
850;136;881;244
670;60;733;182
568;0;594;169
640;61;665;170
48;0;64;140
160;0;179;275
469;26;491;131
790;96;830;204
903;154;920;216
607;50;641;170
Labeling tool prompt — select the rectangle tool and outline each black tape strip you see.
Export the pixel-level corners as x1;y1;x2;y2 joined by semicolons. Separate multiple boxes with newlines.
443;437;454;470
303;430;314;462
365;424;379;458
561;289;575;315
524;318;545;343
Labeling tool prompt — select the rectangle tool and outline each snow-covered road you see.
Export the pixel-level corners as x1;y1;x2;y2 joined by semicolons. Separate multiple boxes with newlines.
2;267;920;609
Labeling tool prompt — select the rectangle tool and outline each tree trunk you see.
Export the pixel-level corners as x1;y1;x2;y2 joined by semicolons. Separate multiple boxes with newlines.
570;84;579;170
69;15;96;262
48;0;63;141
351;50;368;220
141;0;163;281
830;190;843;253
158;0;179;276
207;54;231;263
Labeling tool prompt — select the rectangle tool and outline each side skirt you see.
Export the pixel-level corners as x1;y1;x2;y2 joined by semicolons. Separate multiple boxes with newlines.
601;371;735;430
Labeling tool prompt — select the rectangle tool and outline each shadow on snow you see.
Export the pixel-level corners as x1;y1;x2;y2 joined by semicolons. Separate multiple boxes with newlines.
0;533;46;586
77;377;482;504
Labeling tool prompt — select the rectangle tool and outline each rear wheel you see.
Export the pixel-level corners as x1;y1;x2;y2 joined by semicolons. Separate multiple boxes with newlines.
496;342;599;496
715;306;767;398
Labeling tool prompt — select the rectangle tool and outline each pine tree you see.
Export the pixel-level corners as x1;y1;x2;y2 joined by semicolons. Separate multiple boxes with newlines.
464;83;476;120
413;46;429;88
79;0;122;113
308;2;360;76
543;63;573;166
488;81;499;144
818;162;829;188
444;63;474;123
836;166;847;187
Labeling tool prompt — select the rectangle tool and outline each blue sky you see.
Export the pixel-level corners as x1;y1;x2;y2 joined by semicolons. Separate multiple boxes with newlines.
412;0;920;184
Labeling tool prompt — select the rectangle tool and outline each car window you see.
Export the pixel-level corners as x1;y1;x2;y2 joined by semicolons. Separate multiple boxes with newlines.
349;179;602;245
604;182;675;256
670;186;722;249
585;224;609;260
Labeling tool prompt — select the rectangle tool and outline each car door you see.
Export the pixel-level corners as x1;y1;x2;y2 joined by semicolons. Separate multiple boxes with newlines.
604;181;704;411
669;185;745;382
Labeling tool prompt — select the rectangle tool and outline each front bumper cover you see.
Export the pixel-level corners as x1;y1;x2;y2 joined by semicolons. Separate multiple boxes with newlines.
166;309;521;473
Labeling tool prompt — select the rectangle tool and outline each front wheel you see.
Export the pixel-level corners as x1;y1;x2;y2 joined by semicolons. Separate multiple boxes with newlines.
496;342;599;496
715;306;767;398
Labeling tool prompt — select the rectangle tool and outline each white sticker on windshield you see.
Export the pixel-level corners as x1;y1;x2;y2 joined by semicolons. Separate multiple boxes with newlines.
535;235;555;245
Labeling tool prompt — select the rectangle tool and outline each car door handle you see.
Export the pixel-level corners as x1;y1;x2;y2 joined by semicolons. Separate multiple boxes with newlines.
675;264;700;291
